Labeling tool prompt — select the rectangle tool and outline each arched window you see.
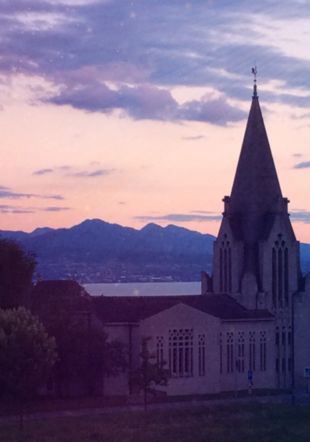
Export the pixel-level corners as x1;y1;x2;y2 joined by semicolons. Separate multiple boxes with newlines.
249;331;256;371
237;331;245;373
220;234;232;293
226;331;234;373
272;234;289;309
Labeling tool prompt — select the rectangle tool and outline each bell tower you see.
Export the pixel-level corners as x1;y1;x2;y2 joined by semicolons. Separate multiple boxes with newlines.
212;69;300;387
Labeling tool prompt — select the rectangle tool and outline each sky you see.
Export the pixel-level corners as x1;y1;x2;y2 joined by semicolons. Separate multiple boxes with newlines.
0;0;310;241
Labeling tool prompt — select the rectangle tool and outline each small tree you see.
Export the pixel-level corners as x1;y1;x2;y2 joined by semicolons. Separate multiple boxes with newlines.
0;307;57;427
131;337;169;411
0;239;36;309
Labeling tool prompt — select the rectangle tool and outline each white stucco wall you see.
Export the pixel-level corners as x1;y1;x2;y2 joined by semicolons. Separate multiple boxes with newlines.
140;302;221;396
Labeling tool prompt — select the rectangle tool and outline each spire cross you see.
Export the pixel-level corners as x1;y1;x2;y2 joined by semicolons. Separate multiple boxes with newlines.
251;66;258;98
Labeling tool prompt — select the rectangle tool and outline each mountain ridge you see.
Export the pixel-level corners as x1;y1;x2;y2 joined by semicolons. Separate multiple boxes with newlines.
0;218;309;283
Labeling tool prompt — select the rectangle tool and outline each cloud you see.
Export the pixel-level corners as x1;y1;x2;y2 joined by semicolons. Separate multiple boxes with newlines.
2;0;310;117
293;161;310;169
0;186;63;200
0;204;35;214
43;206;71;211
69;168;115;178
134;212;222;223
0;203;71;214
32;164;116;179
49;82;246;125
182;135;205;141
178;96;246;124
291;210;310;223
33;168;54;176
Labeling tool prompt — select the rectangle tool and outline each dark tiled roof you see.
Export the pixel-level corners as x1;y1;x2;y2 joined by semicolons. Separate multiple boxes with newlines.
93;293;273;323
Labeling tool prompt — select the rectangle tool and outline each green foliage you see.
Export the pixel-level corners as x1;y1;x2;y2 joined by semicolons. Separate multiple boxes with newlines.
52;318;127;397
32;282;127;397
0;307;57;401
0;239;36;309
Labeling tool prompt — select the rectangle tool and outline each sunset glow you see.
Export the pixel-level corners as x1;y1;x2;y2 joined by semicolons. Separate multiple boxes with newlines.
1;1;310;241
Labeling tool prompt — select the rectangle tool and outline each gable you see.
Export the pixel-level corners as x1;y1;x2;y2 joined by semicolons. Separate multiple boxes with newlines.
141;302;220;331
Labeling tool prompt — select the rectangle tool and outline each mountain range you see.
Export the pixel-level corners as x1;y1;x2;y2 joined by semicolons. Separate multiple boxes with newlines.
0;219;309;283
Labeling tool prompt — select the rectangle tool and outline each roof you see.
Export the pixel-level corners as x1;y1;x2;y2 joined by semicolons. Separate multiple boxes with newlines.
93;293;273;323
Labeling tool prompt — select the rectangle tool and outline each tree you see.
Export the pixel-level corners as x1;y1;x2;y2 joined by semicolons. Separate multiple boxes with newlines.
31;281;128;398
51;320;127;398
131;337;169;411
0;239;36;309
0;307;57;427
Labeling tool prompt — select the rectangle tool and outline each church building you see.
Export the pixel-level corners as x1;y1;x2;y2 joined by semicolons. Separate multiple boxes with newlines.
35;77;310;397
93;78;310;397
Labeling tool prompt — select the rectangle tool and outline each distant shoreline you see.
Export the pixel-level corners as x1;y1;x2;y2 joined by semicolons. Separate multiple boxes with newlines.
84;281;201;297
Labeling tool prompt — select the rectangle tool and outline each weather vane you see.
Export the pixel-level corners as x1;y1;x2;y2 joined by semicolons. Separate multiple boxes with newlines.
251;65;258;97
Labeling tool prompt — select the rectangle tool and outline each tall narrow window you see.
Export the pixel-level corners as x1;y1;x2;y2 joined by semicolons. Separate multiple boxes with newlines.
272;248;277;308
220;249;223;292
273;234;289;310
284;248;289;307
259;331;267;371
226;332;234;373
237;331;245;373
169;329;193;377
278;248;283;307
219;332;223;374
249;331;256;371
156;336;164;368
198;334;206;376
224;248;228;292
228;248;232;292
287;326;292;373
220;234;232;293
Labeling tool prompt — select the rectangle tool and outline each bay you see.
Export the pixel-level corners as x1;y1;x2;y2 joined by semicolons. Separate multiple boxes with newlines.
84;281;201;297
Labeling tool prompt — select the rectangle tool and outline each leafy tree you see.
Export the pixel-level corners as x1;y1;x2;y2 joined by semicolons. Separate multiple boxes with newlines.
0;239;36;309
0;307;57;427
31;281;127;398
52;319;127;397
131;337;169;410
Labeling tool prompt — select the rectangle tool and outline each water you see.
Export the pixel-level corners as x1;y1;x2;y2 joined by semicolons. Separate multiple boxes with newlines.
84;281;201;297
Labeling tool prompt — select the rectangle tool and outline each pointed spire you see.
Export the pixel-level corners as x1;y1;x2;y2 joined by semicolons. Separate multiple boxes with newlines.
227;77;284;242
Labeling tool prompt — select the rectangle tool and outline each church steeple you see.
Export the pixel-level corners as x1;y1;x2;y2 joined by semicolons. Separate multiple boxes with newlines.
210;71;300;391
212;73;298;304
227;71;284;243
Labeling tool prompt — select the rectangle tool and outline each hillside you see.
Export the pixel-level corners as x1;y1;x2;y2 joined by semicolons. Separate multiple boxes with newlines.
1;218;309;283
0;219;215;282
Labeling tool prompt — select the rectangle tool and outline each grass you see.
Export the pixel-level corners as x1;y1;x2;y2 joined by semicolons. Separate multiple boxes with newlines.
0;389;287;416
1;403;310;442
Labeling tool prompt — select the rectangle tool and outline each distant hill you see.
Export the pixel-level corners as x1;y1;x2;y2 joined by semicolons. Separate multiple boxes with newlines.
1;219;309;283
0;219;215;282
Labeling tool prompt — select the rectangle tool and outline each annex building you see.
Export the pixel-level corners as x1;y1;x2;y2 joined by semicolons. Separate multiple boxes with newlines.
35;80;310;397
